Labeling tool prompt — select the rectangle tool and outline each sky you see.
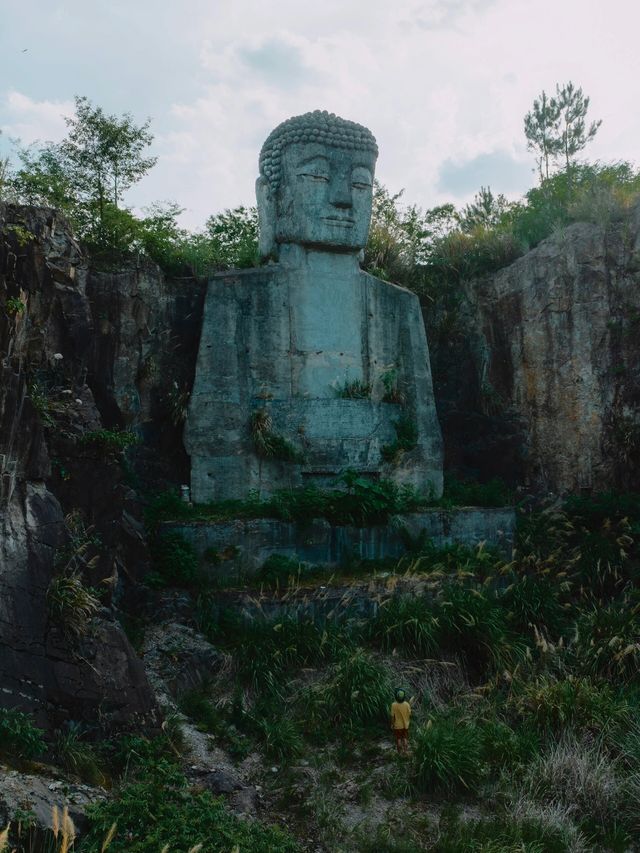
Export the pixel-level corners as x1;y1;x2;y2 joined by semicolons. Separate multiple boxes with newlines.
1;0;639;230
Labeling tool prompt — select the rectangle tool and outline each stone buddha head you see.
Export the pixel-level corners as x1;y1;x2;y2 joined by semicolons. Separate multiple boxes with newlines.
256;110;378;259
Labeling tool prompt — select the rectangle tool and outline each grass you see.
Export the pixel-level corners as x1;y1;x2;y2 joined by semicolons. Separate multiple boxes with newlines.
0;708;46;762
47;572;100;640
145;472;514;530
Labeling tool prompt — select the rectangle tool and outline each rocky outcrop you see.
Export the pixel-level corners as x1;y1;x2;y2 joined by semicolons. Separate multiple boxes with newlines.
429;208;640;494
86;265;204;488
0;204;156;728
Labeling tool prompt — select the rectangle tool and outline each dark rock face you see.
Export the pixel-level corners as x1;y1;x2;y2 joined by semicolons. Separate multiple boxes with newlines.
428;210;640;494
0;204;156;728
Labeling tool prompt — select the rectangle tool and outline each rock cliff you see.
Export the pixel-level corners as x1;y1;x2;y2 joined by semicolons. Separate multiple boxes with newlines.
0;204;205;727
429;208;640;494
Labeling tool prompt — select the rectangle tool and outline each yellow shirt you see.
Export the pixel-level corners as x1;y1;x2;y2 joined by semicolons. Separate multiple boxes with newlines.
391;700;411;730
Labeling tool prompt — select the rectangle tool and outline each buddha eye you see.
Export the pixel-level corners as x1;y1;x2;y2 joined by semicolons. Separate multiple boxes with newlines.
299;172;329;182
352;181;371;190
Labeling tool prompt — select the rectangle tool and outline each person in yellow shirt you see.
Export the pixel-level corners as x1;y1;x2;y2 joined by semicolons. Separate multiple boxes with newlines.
390;688;412;755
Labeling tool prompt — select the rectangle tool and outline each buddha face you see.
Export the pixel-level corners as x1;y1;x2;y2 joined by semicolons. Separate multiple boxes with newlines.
257;141;376;255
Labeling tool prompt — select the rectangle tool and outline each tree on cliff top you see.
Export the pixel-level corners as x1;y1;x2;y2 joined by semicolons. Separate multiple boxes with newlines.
10;96;156;255
524;82;602;180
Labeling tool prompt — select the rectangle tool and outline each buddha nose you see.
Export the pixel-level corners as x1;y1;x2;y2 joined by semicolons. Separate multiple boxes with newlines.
329;173;353;209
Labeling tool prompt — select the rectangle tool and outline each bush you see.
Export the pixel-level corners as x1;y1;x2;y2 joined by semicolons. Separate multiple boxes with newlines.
255;716;303;763
149;531;199;587
0;709;46;761
441;474;514;508
258;554;306;587
79;428;138;454
501;573;570;638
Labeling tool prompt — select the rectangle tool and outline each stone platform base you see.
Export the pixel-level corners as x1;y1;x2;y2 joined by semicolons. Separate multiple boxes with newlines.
162;507;515;579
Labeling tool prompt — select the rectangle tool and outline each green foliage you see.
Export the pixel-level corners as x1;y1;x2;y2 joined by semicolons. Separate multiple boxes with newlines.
47;571;100;640
0;709;46;761
571;602;640;682
258;554;306;587
440;473;513;507
80;428;138;453
54;723;103;784
149;531;200;587
5;296;25;315
324;648;391;729
381;415;418;463
367;595;440;657
412;714;486;794
255;716;304;763
250;409;304;463
333;377;372;399
524;81;601;179
509;676;628;733
380;367;405;404
80;760;299;852
432;811;573;853
147;473;427;528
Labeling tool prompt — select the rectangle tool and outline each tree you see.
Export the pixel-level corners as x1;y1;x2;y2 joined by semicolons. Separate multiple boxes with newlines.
459;186;513;232
524;82;602;180
60;96;156;222
555;81;602;171
524;90;561;181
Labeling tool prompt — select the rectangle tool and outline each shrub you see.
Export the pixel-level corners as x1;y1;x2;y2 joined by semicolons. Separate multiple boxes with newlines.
258;554;306;587
149;531;199;587
178;688;220;733
0;709;46;761
47;572;100;640
79;429;138;453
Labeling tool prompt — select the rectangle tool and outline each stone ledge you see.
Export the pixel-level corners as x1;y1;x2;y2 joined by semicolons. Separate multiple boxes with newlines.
162;507;515;578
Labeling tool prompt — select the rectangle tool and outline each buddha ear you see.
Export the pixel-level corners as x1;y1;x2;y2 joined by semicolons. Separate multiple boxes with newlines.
256;176;277;259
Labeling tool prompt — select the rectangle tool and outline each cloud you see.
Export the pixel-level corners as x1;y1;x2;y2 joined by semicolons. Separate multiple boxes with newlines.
1;92;73;145
239;37;317;88
408;0;498;30
437;150;533;197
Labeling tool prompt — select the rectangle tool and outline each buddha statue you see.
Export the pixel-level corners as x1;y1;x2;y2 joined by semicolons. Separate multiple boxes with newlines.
184;111;443;502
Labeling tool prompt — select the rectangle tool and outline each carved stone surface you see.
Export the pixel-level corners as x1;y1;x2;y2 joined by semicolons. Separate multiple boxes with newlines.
185;112;443;501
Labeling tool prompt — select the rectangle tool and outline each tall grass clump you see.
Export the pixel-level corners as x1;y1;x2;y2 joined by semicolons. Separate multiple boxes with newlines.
0;708;46;761
412;714;486;794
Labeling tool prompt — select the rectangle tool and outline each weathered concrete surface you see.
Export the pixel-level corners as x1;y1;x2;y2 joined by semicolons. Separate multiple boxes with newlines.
185;110;443;502
0;204;157;729
185;257;443;501
475;216;640;493
164;507;515;578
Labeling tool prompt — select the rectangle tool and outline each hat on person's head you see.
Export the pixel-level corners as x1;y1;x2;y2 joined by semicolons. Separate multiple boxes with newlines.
395;688;406;701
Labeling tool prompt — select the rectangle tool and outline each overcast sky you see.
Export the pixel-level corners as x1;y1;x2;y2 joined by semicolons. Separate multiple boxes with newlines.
1;0;639;229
